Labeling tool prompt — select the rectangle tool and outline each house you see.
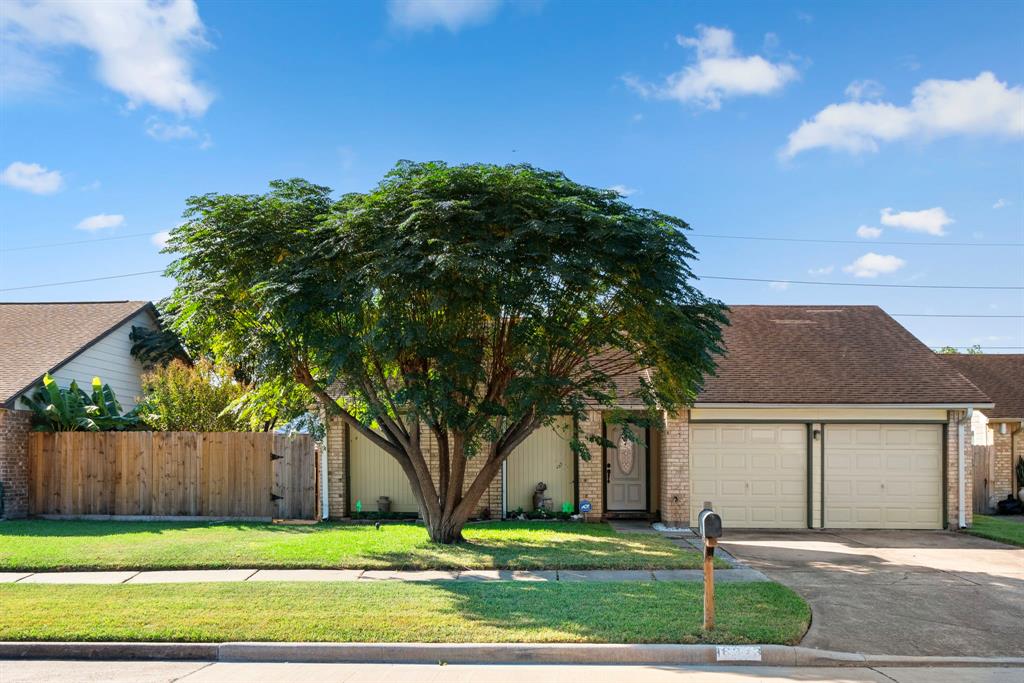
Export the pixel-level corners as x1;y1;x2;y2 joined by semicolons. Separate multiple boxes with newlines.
325;305;993;531
0;301;158;518
941;354;1024;510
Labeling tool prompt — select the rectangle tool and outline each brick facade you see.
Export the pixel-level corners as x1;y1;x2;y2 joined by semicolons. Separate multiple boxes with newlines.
0;409;32;519
575;410;604;521
991;424;1015;506
946;409;974;528
659;410;690;527
324;414;348;519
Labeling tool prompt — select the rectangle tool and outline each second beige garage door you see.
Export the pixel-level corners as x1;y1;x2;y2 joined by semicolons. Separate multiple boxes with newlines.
690;423;807;528
824;424;943;529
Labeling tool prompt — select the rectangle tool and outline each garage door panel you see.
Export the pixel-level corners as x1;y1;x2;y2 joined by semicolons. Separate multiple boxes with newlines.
825;424;942;530
690;423;807;529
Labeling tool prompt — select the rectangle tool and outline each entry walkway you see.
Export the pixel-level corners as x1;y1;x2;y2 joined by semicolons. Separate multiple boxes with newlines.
0;566;766;584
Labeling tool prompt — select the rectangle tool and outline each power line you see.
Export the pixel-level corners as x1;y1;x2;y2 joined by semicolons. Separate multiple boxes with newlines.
891;313;1024;319
5;229;1023;253
931;346;1024;350
699;275;1023;291
0;270;165;292
690;232;1024;248
0;231;162;252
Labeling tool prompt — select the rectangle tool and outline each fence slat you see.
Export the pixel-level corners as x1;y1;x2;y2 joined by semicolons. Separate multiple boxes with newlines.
26;432;316;519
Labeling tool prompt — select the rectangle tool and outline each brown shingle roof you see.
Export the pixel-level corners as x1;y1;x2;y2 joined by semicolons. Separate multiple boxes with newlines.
940;354;1024;420
0;301;153;406
696;305;990;405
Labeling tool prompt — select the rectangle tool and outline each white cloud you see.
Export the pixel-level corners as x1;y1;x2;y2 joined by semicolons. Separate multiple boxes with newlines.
151;230;171;248
844;79;883;101
807;265;834;275
843;252;906;278
769;281;790;290
624;25;798;110
76;213;125;231
0;161;63;194
2;0;212;116
880;207;953;236
856;225;882;239
81;180;101;191
387;0;502;32
783;72;1024;157
993;198;1009;209
146;119;198;141
608;184;638;197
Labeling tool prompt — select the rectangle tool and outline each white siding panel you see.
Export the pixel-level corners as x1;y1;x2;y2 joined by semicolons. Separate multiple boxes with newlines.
506;420;574;513
19;310;156;411
349;430;419;513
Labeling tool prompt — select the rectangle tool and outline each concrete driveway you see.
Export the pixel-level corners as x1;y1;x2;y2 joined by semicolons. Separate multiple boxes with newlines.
719;530;1024;657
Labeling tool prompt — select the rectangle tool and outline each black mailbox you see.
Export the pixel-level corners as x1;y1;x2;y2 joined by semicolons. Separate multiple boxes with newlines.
698;506;723;540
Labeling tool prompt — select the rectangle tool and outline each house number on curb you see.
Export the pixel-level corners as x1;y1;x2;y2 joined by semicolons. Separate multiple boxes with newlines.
716;645;762;662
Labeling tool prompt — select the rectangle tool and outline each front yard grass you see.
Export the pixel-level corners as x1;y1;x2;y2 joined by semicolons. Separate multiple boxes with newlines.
0;520;718;571
0;581;809;645
966;514;1024;547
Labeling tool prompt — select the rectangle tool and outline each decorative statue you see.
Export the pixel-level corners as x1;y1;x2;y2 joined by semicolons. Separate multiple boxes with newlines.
533;482;552;511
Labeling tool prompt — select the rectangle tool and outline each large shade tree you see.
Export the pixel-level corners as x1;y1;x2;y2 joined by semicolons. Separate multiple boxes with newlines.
165;161;725;543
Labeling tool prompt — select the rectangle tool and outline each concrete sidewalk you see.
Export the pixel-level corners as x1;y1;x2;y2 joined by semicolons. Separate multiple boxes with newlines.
0;566;767;584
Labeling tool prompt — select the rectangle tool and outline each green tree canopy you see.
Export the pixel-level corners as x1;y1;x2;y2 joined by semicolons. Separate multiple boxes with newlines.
166;161;725;542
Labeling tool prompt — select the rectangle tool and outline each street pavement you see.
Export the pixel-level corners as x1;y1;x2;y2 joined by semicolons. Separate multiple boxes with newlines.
1;661;1022;683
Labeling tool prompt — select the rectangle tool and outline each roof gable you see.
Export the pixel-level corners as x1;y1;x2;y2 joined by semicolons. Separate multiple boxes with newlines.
0;301;154;406
941;354;1024;420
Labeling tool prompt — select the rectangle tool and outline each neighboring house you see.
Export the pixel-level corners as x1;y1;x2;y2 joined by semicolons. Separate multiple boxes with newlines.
0;301;158;411
0;300;158;518
326;305;993;530
941;354;1024;510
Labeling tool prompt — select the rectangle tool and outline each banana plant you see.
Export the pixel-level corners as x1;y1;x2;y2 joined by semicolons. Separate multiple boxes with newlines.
21;374;141;432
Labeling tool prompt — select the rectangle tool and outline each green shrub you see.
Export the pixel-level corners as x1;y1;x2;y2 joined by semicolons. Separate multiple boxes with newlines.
136;359;246;431
21;374;142;432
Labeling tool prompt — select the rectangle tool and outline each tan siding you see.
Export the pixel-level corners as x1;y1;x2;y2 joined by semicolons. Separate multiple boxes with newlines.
506;420;574;513
348;429;419;512
23;310;157;411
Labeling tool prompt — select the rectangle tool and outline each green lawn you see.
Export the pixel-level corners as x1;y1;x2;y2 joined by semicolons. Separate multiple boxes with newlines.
0;520;719;571
966;515;1024;547
0;581;808;645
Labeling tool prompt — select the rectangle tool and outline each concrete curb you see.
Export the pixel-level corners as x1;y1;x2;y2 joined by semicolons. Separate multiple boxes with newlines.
2;641;1022;667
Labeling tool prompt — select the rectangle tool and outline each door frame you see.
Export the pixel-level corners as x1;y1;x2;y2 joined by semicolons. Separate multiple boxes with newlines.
602;420;651;513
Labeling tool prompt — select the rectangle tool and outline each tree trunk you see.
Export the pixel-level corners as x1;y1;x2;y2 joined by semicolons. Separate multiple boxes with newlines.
425;514;470;544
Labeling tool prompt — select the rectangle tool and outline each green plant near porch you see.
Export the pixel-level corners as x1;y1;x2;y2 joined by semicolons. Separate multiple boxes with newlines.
20;374;142;432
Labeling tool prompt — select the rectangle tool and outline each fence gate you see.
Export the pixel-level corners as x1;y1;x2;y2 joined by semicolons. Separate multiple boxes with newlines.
972;444;995;514
28;432;317;519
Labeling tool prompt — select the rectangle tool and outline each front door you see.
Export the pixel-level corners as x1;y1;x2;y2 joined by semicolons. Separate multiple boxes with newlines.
606;424;647;511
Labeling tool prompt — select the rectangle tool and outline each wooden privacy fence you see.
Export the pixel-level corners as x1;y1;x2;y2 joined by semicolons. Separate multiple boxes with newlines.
972;444;995;514
28;432;317;519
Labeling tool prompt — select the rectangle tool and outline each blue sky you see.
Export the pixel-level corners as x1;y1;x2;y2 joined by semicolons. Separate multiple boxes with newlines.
1;0;1022;351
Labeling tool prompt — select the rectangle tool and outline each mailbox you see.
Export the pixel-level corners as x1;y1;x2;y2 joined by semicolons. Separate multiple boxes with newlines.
698;507;723;540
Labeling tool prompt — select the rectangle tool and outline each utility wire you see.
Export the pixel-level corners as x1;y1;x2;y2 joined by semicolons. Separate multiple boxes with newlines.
5;229;1024;252
690;232;1024;248
0;270;165;292
891;313;1024;319
699;275;1023;291
0;231;162;252
931;346;1024;350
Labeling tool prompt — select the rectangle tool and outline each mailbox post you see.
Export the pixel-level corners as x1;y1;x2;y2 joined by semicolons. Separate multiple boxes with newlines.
697;501;723;631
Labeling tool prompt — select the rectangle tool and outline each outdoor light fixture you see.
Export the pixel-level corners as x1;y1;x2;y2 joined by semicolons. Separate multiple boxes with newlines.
999;423;1008;435
813;429;821;440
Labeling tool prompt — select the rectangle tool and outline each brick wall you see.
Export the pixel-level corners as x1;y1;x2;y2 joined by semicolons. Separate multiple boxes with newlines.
660;410;690;527
991;424;1014;506
575;410;604;521
324;414;348;519
0;409;32;519
946;409;974;528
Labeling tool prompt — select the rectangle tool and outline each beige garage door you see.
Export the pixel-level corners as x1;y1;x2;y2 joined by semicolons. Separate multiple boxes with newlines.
825;424;942;529
690;423;807;528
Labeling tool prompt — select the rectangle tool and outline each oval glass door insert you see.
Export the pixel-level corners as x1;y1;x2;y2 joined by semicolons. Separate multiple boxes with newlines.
617;435;635;475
